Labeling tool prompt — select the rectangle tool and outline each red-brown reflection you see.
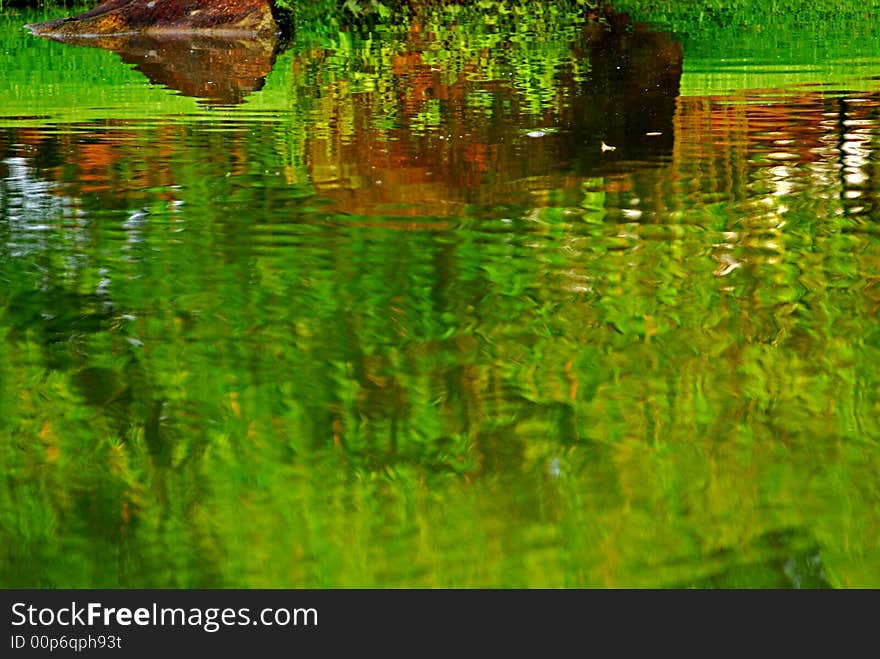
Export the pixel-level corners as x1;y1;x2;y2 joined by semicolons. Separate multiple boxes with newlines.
31;32;279;105
296;17;683;217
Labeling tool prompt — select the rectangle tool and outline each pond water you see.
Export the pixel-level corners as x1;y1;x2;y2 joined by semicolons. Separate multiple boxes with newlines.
1;3;879;587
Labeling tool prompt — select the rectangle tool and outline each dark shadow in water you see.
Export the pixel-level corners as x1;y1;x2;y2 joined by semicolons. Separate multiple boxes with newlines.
673;528;833;588
294;19;683;217
32;32;279;105
565;22;682;168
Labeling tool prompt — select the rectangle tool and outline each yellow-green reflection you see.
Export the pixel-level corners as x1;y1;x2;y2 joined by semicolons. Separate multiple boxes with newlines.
1;3;879;588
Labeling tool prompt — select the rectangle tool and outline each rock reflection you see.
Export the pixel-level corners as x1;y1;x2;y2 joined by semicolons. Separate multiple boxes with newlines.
33;32;279;104
296;20;682;217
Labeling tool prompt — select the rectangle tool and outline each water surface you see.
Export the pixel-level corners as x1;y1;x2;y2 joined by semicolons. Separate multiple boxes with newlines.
1;3;879;587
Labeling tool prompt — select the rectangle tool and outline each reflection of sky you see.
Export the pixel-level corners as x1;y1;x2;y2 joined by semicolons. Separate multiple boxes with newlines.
842;105;872;212
2;157;77;256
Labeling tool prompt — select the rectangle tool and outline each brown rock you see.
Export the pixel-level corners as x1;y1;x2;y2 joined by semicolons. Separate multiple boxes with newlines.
27;0;278;38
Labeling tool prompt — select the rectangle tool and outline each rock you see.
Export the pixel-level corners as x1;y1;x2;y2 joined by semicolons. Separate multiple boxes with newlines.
26;0;278;38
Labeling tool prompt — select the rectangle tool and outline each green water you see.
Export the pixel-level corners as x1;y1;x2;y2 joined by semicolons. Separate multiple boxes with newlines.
1;2;879;588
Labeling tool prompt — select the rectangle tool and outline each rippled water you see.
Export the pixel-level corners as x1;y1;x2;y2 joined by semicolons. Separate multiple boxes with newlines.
1;4;879;587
